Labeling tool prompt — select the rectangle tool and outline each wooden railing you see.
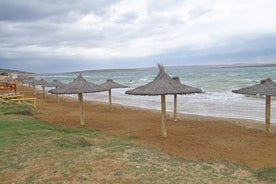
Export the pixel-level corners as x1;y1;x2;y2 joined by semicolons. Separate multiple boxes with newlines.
0;94;37;108
11;98;37;108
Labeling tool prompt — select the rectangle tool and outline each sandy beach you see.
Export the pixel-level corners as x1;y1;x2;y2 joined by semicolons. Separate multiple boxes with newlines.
18;84;276;169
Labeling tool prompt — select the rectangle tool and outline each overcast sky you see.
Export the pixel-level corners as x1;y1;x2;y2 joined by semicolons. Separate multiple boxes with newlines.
1;0;276;73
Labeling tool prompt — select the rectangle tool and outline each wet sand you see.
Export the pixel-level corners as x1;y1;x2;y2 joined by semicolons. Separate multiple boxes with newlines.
19;85;276;169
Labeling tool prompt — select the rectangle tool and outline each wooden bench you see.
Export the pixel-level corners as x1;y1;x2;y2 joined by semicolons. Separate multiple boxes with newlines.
11;98;37;108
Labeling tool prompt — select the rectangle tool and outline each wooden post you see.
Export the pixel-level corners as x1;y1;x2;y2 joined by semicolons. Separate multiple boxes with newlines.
161;95;167;137
33;85;36;95
265;95;271;133
174;94;177;121
42;85;45;98
109;89;112;111
55;87;59;103
78;93;85;126
56;94;60;103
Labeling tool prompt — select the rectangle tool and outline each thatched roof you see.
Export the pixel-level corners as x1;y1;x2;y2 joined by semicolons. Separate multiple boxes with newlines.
16;75;35;81
46;80;65;88
22;77;38;85
100;79;129;90
126;65;203;96
172;76;202;94
49;74;106;94
34;78;49;86
172;76;181;83
232;78;276;96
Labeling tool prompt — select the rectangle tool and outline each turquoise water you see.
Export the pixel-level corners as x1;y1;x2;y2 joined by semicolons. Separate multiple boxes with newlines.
42;66;276;123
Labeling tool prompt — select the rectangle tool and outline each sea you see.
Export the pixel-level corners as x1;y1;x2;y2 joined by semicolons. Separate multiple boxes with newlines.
41;66;276;123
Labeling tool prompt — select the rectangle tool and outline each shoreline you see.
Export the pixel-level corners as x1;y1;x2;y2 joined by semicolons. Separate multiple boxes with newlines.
82;90;276;124
31;86;276;130
82;95;276;133
25;85;276;129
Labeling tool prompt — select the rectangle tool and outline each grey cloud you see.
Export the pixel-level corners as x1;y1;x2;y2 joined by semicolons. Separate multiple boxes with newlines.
147;0;184;13
113;12;139;24
0;0;119;22
188;7;212;20
150;34;276;63
1;0;276;73
0;0;123;49
0;0;191;53
0;0;65;22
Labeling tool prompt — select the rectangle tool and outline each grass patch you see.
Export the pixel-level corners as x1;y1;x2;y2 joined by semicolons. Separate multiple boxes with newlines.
254;167;276;182
109;134;139;144
53;137;93;149
0;103;34;115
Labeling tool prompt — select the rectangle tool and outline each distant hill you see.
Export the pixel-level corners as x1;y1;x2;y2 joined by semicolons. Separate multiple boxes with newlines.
0;68;36;79
0;68;35;75
72;63;276;74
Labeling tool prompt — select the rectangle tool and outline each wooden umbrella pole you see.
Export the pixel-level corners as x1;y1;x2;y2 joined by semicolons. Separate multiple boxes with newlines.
78;93;85;126
33;85;36;95
161;95;167;137
174;94;177;121
265;95;271;133
109;89;112;111
56;94;59;103
55;87;59;103
42;85;45;98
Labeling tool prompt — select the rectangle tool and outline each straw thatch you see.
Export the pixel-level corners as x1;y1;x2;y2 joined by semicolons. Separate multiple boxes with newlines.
31;78;49;98
171;76;203;121
126;64;203;137
126;65;202;96
46;80;65;88
100;79;128;90
22;77;38;85
100;79;129;111
232;78;276;133
16;75;35;82
49;74;106;94
49;74;107;126
22;78;40;95
232;78;276;96
35;78;49;86
46;80;65;103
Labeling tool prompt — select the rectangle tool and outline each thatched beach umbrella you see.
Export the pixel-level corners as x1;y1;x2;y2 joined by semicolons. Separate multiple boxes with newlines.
172;76;202;121
49;74;106;125
22;77;36;86
46;80;65;88
46;80;65;103
126;64;202;137
22;77;40;94
16;75;33;85
232;78;276;133
100;79;129;111
35;78;50;98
